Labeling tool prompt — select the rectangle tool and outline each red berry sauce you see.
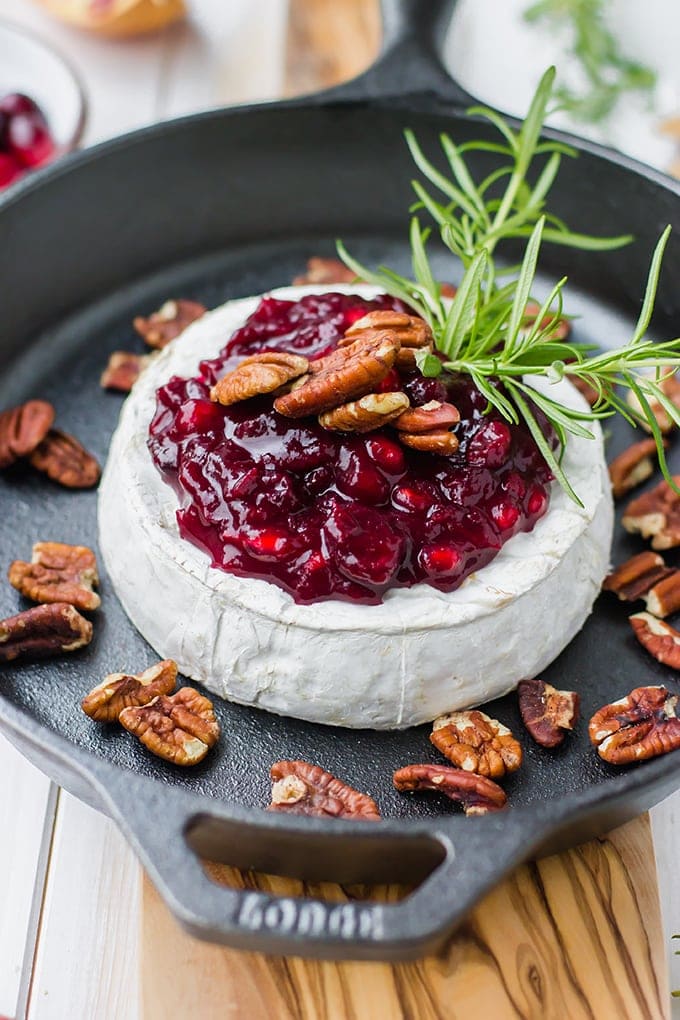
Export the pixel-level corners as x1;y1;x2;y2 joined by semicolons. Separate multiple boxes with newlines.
148;292;554;605
0;93;55;189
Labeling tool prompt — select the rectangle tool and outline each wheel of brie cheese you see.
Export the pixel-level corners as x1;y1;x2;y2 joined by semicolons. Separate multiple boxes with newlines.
99;284;613;730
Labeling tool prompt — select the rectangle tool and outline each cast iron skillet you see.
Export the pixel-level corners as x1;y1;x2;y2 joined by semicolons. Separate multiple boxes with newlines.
1;0;680;962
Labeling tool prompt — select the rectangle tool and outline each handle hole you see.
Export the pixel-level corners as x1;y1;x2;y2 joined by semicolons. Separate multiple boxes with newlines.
186;814;447;891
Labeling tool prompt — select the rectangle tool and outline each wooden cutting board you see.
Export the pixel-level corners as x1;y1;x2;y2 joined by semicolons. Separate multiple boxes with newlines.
140;4;669;1017
140;815;668;1019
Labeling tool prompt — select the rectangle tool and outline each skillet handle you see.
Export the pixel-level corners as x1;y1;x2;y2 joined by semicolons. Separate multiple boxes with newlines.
310;0;476;109
102;775;544;961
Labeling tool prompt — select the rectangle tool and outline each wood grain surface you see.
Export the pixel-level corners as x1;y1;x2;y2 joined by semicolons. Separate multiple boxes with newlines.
141;814;668;1020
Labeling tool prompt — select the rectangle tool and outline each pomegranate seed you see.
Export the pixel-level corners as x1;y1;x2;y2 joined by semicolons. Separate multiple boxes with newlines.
490;500;520;531
419;544;461;575
365;436;406;473
527;487;547;516
335;448;389;504
6;113;54;168
0;93;41;118
176;399;224;434
0;152;23;188
344;307;369;328
392;484;435;513
244;528;296;560
468;420;512;468
502;471;526;500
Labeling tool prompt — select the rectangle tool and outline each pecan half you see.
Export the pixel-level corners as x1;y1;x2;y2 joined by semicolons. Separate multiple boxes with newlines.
399;429;459;455
119;687;220;766
292;257;356;286
9;542;100;612
602;551;675;602
0;603;92;663
630;611;680;668
0;400;55;469
210;352;309;406
430;710;522;778
622;476;680;549
82;659;177;723
100;351;151;393
393;764;507;815
626;373;680;433
393;400;460;433
268;761;381;820
29;430;101;489
341;310;433;369
274;332;399;418
589;685;680;764
318;392;409;433
133;299;206;349
608;439;659;499
517;677;580;748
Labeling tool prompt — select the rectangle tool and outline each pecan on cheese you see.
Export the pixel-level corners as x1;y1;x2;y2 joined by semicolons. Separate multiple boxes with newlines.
393;764;507;816
622;476;680;549
100;351;151;393
29;430;101;489
393;400;460;434
0;400;54;469
268;760;381;820
318;391;410;433
341;310;433;369
0;603;92;663
274;332;400;418
630;611;680;669
517;677;580;748
608;439;660;499
210;352;309;406
589;685;680;765
119;686;220;766
430;709;522;778
82;659;177;723
133;299;206;349
602;551;675;603
398;428;459;455
9;541;100;611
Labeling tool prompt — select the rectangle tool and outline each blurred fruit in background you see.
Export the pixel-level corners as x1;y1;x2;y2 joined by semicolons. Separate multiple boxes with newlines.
0;92;55;189
34;0;186;37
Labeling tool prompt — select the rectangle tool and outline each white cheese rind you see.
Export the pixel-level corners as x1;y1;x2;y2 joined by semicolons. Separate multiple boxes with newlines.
98;285;613;729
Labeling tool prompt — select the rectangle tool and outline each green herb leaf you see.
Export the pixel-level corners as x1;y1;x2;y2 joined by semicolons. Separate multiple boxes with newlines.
338;68;678;504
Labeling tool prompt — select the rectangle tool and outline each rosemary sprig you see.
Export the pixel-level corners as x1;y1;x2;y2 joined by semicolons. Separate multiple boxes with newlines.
524;0;656;124
338;68;680;505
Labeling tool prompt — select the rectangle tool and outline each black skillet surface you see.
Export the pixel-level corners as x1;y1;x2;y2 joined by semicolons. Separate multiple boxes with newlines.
1;0;680;961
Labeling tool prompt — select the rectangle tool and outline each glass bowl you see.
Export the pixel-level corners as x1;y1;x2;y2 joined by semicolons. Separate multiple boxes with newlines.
0;18;86;183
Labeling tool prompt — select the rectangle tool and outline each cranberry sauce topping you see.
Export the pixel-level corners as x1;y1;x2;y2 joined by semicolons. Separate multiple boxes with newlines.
148;292;554;605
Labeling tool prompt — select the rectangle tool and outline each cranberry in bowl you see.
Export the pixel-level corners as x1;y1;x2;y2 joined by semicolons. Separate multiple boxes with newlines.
0;20;86;190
